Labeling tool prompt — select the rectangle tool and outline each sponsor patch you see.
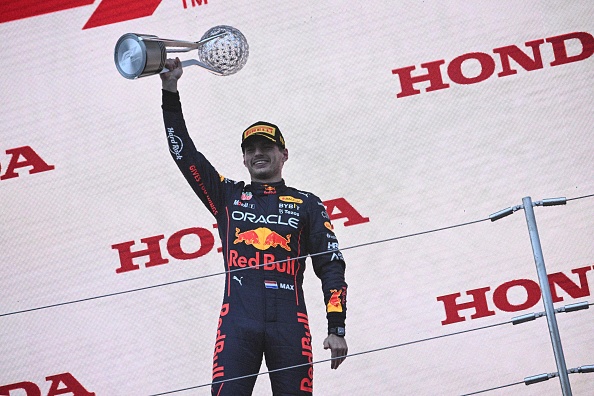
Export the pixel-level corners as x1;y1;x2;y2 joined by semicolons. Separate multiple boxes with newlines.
279;196;303;204
234;200;255;209
234;227;291;251
327;289;343;313
232;211;300;229
331;252;344;261
244;125;275;139
167;127;183;160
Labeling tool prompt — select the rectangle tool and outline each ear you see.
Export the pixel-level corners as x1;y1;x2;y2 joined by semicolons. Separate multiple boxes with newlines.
282;148;288;163
243;153;247;168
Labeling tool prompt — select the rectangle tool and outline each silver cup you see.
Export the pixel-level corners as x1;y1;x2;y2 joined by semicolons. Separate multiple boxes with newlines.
114;26;249;79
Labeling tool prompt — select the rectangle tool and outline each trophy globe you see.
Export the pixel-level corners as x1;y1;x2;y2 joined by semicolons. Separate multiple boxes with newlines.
198;25;249;76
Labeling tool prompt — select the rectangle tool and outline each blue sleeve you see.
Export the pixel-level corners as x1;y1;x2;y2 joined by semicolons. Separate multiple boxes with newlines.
306;193;348;330
162;90;228;217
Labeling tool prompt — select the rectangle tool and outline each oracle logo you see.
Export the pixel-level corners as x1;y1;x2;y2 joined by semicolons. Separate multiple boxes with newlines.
0;372;94;396
0;0;208;30
112;197;369;274
436;265;593;325
392;31;594;98
0;146;55;181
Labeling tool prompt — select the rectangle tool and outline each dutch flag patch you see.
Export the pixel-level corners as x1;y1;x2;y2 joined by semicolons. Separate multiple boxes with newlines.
264;280;278;289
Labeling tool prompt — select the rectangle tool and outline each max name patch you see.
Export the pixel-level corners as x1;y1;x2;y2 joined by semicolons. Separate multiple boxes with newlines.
264;280;294;290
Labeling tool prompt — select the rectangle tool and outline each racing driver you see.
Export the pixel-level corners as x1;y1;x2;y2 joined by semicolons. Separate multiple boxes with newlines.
160;58;348;395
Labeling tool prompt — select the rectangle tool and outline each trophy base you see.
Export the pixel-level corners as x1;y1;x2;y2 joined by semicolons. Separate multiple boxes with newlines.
114;34;166;79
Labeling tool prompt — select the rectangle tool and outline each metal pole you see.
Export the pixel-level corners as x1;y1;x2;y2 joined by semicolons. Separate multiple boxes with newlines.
522;196;572;395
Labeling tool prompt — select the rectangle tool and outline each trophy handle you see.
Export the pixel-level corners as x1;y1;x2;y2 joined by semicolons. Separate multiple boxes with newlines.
160;59;224;76
142;32;226;53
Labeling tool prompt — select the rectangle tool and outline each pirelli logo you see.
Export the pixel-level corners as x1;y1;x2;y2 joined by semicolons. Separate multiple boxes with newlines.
244;125;275;139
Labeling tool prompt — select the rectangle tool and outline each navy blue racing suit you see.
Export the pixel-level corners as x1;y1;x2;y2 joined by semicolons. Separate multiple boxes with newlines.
162;90;347;395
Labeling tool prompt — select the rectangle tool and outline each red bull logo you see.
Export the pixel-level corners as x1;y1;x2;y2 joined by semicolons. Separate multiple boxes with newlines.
263;185;277;195
212;303;229;381
297;311;313;392
327;289;343;313
234;227;291;251
228;250;297;275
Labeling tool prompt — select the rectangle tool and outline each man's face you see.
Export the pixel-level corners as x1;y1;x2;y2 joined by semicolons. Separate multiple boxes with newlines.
242;136;288;183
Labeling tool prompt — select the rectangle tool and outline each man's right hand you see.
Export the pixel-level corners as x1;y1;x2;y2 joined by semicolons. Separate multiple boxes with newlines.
161;57;183;92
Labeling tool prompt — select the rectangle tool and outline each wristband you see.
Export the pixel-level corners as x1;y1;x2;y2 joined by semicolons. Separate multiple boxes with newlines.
328;327;345;337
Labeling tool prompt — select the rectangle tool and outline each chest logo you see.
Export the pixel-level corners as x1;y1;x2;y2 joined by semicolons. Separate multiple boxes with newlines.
231;211;300;229
234;227;291;251
279;196;303;204
263;185;276;194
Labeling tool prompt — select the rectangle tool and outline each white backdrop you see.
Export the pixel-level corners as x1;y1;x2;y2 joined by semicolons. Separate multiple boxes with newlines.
1;1;593;395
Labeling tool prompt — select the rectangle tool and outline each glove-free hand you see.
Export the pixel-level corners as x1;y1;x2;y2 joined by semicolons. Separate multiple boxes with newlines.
323;334;348;369
161;57;183;92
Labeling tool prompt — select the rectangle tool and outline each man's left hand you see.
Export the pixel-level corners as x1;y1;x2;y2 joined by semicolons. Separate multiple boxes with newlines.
323;334;348;369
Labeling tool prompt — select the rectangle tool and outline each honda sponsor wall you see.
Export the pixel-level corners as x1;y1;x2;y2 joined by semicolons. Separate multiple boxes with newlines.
1;1;593;395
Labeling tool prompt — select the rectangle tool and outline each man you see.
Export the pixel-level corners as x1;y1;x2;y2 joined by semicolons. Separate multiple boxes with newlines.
160;58;348;395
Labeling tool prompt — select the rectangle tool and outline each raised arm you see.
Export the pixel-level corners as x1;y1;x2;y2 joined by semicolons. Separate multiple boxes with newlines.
160;58;226;217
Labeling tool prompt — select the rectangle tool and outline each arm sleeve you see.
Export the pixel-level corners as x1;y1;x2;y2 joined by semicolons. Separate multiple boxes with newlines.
306;194;348;331
161;89;226;217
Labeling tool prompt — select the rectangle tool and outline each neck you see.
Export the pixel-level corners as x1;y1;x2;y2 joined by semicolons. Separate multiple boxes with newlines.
251;176;283;184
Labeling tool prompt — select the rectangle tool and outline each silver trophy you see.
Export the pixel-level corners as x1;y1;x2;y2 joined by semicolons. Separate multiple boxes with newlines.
114;25;249;79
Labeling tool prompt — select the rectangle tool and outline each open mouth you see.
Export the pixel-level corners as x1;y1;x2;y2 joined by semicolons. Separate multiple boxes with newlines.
253;159;269;166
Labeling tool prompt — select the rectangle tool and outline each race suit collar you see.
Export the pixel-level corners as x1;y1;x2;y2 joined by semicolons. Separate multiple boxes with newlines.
249;179;287;196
